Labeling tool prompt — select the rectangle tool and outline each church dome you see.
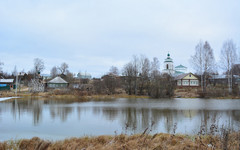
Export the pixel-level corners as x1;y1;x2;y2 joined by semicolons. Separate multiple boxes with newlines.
164;53;173;63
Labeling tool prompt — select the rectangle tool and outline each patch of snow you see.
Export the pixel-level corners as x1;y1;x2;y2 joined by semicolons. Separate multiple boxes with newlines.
0;97;19;102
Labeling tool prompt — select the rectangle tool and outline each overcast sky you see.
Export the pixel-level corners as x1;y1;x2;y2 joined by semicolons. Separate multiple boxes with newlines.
0;0;240;77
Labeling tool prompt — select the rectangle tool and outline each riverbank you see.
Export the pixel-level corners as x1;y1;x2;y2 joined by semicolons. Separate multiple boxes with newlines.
0;132;239;150
0;90;150;101
1;89;240;100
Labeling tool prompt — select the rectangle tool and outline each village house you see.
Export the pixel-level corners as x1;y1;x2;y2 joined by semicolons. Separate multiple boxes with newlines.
175;73;199;87
47;76;69;89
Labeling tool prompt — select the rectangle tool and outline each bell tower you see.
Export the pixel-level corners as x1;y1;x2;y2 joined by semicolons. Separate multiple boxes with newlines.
163;53;175;75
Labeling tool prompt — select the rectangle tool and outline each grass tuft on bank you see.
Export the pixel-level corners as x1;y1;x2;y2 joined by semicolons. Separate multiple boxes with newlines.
0;131;239;150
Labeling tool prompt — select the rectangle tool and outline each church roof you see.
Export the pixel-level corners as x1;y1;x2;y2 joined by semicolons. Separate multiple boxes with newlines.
175;71;185;74
175;72;198;80
175;73;189;80
175;64;187;69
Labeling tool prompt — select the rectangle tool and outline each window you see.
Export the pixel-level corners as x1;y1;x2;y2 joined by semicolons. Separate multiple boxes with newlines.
166;64;169;69
183;80;189;85
178;80;181;85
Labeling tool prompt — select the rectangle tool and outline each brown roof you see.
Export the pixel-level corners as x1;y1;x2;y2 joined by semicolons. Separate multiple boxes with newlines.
175;73;195;80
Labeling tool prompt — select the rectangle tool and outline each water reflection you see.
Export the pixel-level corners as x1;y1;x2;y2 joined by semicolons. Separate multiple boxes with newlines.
0;98;240;140
50;106;73;122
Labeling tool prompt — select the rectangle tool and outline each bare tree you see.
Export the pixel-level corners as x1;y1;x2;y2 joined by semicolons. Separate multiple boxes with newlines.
231;64;240;75
101;66;121;94
132;55;140;95
0;61;4;73
191;41;215;92
122;62;135;95
220;39;237;93
50;66;59;78
122;55;175;98
66;70;75;83
121;55;140;95
138;55;150;95
33;58;45;75
109;66;119;76
58;62;69;75
150;57;160;78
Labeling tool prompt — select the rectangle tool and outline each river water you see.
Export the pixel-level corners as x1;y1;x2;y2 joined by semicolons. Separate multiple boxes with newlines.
0;97;240;141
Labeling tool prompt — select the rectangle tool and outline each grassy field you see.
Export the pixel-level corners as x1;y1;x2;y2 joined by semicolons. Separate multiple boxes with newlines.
0;132;239;150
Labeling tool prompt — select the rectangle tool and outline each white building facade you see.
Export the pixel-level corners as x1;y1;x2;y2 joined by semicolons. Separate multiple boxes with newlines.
162;53;175;75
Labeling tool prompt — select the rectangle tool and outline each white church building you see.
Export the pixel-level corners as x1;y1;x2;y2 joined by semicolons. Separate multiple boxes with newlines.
162;53;187;76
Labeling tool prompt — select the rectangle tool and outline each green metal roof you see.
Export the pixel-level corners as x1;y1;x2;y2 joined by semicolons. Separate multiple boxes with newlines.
175;64;187;68
175;71;184;74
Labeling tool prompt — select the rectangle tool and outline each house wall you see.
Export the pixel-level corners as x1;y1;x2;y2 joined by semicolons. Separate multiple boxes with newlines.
48;83;68;88
177;79;199;86
190;80;199;86
183;74;198;80
177;72;199;87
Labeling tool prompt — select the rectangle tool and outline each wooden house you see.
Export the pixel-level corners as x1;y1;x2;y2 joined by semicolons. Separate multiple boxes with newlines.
47;77;69;88
175;73;199;87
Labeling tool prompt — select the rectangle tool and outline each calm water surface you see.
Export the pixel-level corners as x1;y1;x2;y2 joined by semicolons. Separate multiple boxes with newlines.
0;97;240;141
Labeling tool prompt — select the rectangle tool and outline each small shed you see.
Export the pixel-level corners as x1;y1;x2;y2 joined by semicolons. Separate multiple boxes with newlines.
47;77;68;88
0;79;15;90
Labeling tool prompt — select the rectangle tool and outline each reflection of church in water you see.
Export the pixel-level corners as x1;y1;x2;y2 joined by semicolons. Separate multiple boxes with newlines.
162;53;187;76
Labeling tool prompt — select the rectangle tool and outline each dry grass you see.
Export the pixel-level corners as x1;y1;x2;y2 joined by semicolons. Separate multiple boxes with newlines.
0;89;150;102
0;132;239;150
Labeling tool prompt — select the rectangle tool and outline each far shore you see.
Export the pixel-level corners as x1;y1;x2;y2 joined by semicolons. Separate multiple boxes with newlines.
1;90;240;100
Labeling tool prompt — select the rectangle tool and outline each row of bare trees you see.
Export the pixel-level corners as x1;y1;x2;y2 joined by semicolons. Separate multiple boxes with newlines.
50;62;69;78
191;39;238;94
0;58;75;86
89;56;175;98
122;55;175;98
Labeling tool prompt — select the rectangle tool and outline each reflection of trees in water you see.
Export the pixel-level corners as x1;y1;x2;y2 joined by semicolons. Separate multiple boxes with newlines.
92;107;119;121
76;107;89;120
49;106;73;122
162;110;174;133
93;106;240;134
0;109;1;119
124;108;137;131
9;99;74;125
3;98;240;134
198;110;237;133
102;108;118;121
10;99;43;125
11;99;28;120
232;110;240;122
32;100;43;125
